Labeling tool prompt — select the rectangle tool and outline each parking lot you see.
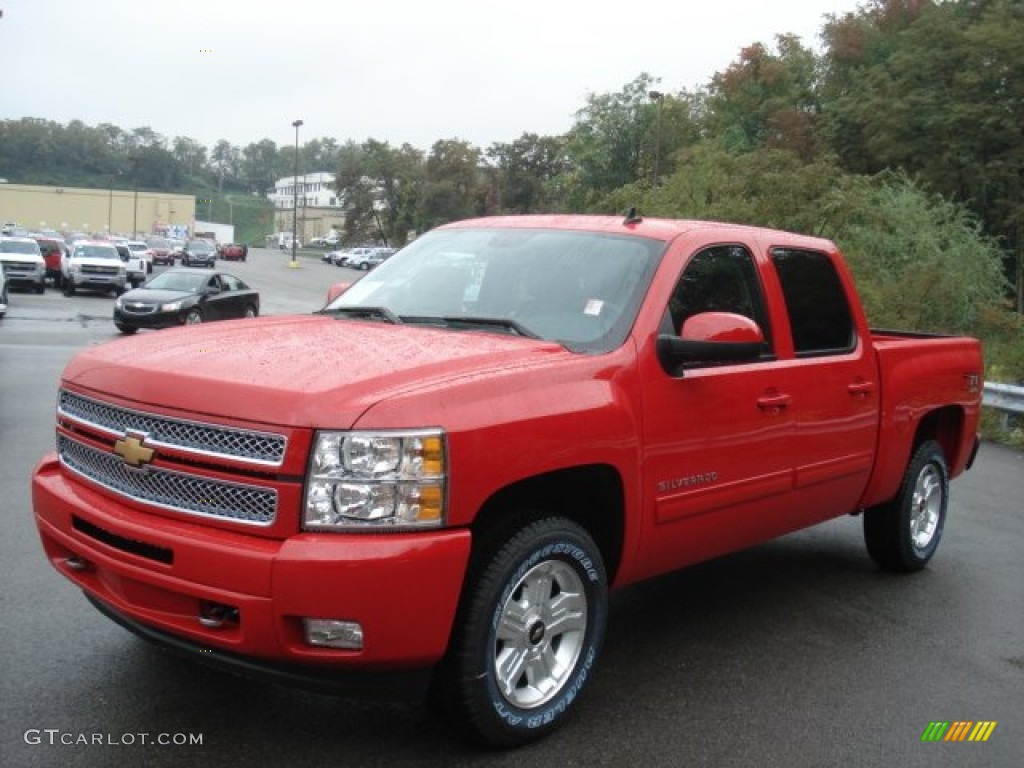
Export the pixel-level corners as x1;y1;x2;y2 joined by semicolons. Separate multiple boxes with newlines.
2;250;1021;767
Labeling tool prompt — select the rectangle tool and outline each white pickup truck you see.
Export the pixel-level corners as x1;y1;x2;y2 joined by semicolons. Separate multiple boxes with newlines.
114;243;147;287
61;241;127;296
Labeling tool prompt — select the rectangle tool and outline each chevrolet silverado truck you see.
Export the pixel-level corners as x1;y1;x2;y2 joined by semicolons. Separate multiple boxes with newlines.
32;214;983;747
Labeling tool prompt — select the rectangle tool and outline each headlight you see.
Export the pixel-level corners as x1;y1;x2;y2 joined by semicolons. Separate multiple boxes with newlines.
304;429;446;530
161;301;183;312
114;297;124;309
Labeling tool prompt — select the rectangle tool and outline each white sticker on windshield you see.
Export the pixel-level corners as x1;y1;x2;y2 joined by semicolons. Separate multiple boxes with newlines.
584;299;604;316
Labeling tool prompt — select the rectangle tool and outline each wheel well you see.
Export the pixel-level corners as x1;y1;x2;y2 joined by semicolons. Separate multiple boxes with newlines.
469;464;625;583
913;407;964;467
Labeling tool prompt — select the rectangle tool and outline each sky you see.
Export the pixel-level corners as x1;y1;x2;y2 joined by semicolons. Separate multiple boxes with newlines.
1;0;865;154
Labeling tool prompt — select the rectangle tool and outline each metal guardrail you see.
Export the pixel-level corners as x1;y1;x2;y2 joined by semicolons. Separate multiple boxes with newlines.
983;382;1024;414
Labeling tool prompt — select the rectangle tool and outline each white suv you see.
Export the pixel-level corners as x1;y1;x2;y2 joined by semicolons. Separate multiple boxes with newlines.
62;241;127;296
0;235;46;294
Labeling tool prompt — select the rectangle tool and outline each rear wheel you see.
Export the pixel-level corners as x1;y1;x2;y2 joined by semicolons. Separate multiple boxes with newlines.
434;516;607;747
864;440;949;572
244;305;257;318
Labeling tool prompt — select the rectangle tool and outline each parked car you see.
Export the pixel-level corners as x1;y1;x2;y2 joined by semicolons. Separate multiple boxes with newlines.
62;241;127;296
220;243;248;261
146;236;175;266
332;246;376;268
0;265;7;317
113;268;259;334
32;235;68;288
114;244;147;288
311;234;340;247
125;240;154;274
364;247;397;270
346;246;393;270
180;239;217;268
0;235;46;293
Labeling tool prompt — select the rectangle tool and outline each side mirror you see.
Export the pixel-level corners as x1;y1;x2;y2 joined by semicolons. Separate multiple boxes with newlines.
657;312;765;377
325;281;354;305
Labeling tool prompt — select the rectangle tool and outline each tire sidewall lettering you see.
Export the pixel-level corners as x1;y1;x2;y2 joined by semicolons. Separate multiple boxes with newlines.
485;535;603;731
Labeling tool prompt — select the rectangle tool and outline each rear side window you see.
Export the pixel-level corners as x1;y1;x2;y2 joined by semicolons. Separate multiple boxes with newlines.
770;249;854;356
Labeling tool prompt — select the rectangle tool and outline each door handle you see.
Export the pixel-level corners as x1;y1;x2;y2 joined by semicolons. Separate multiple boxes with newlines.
757;393;792;412
847;381;875;398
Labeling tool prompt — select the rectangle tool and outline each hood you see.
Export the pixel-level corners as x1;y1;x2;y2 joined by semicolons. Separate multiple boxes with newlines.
120;288;194;304
71;256;122;268
62;314;568;428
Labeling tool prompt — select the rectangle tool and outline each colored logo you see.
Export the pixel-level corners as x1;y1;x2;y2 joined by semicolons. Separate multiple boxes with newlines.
921;721;997;742
113;433;156;468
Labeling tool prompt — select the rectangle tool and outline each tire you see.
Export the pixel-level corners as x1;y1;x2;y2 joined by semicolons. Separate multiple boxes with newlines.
63;281;76;297
115;322;137;335
185;309;203;325
434;516;607;747
864;440;949;572
243;305;258;318
359;262;369;271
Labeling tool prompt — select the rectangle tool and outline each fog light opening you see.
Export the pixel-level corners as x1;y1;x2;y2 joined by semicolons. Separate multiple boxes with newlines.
303;618;364;650
65;555;91;572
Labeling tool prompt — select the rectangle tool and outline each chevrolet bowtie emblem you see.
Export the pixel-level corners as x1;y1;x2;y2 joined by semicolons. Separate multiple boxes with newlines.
113;434;156;467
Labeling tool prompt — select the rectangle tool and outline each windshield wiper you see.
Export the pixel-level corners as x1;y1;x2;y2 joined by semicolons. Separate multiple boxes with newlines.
316;306;402;324
400;315;541;339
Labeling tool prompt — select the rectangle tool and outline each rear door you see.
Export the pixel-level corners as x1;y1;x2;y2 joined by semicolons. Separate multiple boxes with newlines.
768;248;878;524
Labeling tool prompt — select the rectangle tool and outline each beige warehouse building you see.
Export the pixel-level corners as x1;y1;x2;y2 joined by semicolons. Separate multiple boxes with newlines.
0;183;195;237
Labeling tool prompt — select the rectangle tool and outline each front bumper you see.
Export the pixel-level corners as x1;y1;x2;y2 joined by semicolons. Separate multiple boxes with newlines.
33;454;472;673
113;307;183;329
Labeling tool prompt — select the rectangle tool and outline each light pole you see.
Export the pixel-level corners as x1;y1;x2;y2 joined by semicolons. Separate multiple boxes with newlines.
649;90;664;188
107;174;116;234
290;119;303;268
131;158;139;237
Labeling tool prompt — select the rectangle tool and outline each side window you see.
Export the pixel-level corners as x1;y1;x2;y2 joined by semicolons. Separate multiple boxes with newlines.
665;245;772;356
771;248;854;356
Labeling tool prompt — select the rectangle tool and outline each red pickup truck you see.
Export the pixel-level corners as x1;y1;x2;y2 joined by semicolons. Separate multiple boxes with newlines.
32;214;982;747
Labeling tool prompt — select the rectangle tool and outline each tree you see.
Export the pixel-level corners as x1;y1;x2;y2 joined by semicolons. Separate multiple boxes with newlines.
241;139;280;196
704;34;825;161
819;0;1024;299
486;133;570;213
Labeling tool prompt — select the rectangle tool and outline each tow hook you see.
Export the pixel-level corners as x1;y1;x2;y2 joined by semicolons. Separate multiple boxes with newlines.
198;601;239;629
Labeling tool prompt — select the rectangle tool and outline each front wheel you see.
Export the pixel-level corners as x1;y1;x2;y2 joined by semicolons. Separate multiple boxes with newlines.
864;440;949;572
185;309;203;325
434;516;607;747
115;322;137;335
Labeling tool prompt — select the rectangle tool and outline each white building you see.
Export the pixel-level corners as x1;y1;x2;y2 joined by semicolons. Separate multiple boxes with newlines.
269;172;342;210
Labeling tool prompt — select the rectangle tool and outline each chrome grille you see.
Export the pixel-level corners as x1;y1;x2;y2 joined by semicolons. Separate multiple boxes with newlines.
82;265;118;274
59;435;277;526
59;390;286;466
122;302;158;315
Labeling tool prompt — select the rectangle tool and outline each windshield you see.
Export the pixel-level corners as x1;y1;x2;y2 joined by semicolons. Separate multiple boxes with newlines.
0;240;42;255
326;227;664;353
188;241;214;253
127;243;147;252
73;245;119;259
144;271;206;292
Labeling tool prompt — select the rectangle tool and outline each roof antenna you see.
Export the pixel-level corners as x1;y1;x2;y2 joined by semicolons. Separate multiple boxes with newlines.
623;206;643;225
